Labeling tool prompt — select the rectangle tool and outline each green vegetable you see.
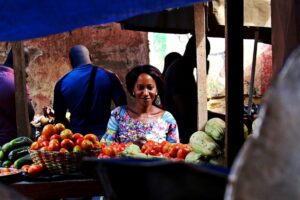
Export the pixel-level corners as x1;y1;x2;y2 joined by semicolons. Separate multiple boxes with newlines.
189;131;222;157
8;146;30;161
0;150;5;161
204;118;226;141
2;136;33;154
243;124;248;139
122;144;141;154
2;160;12;168
185;152;203;164
13;154;33;169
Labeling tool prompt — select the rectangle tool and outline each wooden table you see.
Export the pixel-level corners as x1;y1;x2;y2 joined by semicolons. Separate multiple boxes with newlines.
10;178;103;200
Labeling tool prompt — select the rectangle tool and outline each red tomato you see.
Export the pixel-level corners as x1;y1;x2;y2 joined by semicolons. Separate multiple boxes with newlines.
72;133;84;142
59;148;69;153
168;144;182;158
60;139;75;151
76;137;84;146
41;124;57;139
80;139;93;151
161;142;172;153
177;146;192;159
102;146;115;157
30;141;40;150
50;134;61;142
28;164;44;176
48;140;60;151
84;133;99;144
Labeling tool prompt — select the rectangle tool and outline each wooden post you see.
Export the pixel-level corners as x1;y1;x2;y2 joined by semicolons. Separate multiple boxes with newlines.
225;0;244;167
12;42;31;137
194;3;207;131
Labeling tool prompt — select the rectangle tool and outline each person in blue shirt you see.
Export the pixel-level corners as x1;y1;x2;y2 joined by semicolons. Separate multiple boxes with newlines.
53;45;127;138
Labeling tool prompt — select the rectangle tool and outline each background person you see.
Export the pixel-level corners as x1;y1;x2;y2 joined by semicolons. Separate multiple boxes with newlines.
101;64;179;146
53;45;127;138
0;48;34;145
162;52;182;77
164;35;210;143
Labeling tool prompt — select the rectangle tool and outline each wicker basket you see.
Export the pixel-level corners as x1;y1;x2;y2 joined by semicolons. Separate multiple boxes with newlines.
29;149;100;174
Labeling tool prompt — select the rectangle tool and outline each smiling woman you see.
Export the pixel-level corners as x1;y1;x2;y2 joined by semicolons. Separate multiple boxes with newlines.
101;65;180;146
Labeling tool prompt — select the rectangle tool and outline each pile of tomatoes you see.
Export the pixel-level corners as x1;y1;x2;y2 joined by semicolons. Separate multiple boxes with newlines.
98;140;192;160
141;140;192;160
98;142;130;158
30;123;101;153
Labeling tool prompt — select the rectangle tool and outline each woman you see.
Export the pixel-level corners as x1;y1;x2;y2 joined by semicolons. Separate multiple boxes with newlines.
101;65;179;146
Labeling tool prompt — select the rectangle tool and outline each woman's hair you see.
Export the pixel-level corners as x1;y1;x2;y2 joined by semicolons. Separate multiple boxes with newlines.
126;64;164;99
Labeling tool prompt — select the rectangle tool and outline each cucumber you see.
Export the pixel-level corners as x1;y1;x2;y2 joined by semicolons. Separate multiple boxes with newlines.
2;137;33;154
8;146;30;161
14;154;33;169
0;150;5;161
2;160;12;168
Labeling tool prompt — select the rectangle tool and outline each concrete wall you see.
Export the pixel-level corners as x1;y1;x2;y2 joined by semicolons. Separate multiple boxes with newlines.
0;23;149;115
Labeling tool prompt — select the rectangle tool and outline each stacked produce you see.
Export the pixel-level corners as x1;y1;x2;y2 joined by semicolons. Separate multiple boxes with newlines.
28;123;101;175
98;140;192;161
185;118;225;166
0;136;33;169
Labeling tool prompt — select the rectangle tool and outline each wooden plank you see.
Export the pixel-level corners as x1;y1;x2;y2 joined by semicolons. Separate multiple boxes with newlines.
194;3;207;131
12;42;31;137
225;0;245;167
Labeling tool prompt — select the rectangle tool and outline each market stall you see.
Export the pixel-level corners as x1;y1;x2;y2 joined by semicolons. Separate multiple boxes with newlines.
0;0;259;199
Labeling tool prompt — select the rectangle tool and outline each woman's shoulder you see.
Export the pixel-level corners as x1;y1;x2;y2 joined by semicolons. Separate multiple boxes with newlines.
161;110;176;122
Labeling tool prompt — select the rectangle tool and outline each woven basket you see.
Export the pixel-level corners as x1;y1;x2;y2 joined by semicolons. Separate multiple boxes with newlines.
29;149;100;174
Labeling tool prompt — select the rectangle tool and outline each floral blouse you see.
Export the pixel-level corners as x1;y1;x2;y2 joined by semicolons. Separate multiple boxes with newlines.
101;106;179;144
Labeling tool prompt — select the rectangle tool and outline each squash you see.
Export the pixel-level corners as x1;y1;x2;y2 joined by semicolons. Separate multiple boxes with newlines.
204;118;226;141
189;131;221;157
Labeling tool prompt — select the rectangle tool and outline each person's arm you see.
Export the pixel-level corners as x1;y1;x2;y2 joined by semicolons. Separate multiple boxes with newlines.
53;82;69;127
101;107;121;144
164;112;180;143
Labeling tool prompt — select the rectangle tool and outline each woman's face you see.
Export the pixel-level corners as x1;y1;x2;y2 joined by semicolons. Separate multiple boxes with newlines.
133;73;158;106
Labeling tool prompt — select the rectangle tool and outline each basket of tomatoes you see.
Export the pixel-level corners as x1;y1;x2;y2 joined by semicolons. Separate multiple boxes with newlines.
29;123;102;174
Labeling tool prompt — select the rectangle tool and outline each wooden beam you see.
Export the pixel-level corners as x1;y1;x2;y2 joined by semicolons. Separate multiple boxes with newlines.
12;42;31;137
225;0;245;167
194;3;207;131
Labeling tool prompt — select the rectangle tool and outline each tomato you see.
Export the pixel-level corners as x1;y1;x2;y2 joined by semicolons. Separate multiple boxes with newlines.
30;141;40;150
28;164;44;176
102;146;115;157
177;146;192;159
54;123;65;134
21;165;31;173
73;145;82;153
50;134;61;142
41;124;57;139
37;135;48;144
41;140;49;147
59;148;69;153
84;133;99;144
60;139;75;151
80;139;93;151
72;133;84;142
161;141;172;153
48;140;60;151
168;144;181;158
76;137;84;146
60;129;73;140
